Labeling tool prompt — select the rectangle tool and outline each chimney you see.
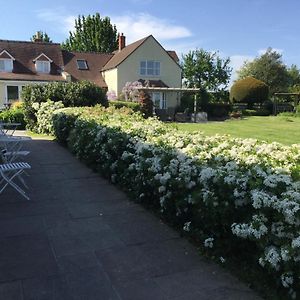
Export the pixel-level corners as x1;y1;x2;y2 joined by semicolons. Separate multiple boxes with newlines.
34;31;42;43
118;33;126;51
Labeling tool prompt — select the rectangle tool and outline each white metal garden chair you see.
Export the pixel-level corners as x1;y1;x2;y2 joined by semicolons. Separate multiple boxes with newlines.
0;162;31;200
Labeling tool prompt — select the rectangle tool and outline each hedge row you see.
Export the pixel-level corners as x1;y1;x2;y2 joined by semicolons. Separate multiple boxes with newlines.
52;106;300;298
21;81;107;130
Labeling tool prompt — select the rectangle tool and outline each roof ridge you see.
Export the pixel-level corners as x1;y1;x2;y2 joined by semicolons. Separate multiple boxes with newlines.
68;50;114;55
0;39;60;46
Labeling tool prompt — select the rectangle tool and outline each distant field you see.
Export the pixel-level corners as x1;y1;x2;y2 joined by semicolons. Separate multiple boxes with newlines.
175;116;300;145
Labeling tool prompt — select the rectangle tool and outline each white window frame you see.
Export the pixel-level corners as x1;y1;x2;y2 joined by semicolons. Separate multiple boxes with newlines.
0;59;13;72
5;85;22;104
35;60;51;73
140;60;160;76
152;92;166;109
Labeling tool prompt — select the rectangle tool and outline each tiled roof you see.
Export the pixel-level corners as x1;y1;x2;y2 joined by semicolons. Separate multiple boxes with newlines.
138;79;169;88
0;37;180;88
102;36;149;71
167;50;180;63
0;40;64;81
62;51;113;88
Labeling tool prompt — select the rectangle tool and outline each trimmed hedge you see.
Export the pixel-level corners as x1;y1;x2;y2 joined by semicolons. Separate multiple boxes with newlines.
22;80;107;130
230;77;269;106
109;100;142;112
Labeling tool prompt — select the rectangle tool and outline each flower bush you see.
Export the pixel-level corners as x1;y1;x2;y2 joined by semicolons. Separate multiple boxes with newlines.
52;106;300;298
21;80;107;130
33;100;64;134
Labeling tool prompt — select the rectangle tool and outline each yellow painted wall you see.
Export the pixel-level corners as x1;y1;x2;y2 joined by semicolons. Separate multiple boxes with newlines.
102;69;118;95
117;36;182;107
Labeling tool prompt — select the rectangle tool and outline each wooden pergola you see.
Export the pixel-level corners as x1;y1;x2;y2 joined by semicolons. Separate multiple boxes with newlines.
273;92;300;115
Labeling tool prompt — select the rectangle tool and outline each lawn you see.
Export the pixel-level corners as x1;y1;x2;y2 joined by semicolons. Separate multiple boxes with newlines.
175;116;300;145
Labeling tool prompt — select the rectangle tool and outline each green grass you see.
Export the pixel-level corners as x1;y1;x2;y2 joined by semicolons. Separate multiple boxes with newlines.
176;116;300;145
27;131;55;140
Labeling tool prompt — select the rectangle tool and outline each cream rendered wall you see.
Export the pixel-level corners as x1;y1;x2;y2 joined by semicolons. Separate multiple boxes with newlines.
102;68;118;95
117;36;182;107
0;82;5;107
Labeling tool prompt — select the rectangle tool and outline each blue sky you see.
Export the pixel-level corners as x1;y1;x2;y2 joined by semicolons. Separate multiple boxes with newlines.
1;0;300;81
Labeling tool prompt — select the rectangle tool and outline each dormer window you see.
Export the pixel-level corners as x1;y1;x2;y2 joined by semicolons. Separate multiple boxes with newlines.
0;50;15;72
33;53;52;74
76;59;88;70
0;59;13;72
36;61;50;73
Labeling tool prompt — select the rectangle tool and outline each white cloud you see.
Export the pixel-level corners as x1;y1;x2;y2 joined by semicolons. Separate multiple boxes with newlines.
111;13;192;43
36;9;75;34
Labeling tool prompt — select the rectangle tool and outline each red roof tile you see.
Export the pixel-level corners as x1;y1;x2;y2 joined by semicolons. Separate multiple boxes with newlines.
0;40;64;81
62;51;113;88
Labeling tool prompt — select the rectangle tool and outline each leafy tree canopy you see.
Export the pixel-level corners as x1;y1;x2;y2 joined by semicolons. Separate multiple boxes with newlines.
182;49;232;93
62;13;118;53
287;64;300;93
30;31;52;43
237;48;291;95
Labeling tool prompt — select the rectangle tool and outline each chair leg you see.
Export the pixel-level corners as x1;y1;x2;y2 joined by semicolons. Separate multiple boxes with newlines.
0;169;30;200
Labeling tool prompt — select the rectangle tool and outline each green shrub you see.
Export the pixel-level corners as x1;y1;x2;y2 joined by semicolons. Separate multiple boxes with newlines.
109;100;142;112
230;77;269;107
52;107;85;144
138;91;153;118
204;103;232;119
0;106;26;129
22;81;107;130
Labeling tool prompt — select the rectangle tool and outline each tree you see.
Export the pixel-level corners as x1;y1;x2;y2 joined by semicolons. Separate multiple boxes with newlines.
287;64;300;93
30;31;52;43
182;49;232;92
62;13;118;53
237;48;290;95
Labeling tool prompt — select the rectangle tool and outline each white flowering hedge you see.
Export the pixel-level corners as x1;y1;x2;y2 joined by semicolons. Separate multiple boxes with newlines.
52;106;300;297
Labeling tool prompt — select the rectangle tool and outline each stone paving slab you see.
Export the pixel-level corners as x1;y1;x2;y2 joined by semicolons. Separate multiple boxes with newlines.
0;134;262;300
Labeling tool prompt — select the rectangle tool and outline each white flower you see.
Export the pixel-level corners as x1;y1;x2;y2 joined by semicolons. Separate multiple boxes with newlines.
219;256;226;263
158;186;166;193
281;273;294;288
204;237;214;248
183;221;191;232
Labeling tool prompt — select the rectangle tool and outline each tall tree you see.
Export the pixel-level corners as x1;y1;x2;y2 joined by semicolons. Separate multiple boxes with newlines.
62;13;118;53
182;49;232;92
287;64;300;92
237;48;290;95
30;31;52;43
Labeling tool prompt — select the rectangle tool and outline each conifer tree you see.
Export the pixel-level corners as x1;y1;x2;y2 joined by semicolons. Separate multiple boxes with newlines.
62;13;118;53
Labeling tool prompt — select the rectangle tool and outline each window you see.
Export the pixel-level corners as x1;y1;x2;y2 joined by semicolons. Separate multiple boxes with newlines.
36;61;50;73
152;92;166;109
76;60;88;70
140;60;160;76
7;86;19;102
0;59;13;72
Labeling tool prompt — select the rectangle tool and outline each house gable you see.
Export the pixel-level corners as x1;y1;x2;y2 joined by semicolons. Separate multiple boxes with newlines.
33;53;53;62
0;50;15;60
111;35;182;94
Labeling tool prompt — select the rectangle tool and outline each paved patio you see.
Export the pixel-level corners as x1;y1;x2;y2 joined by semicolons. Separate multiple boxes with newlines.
0;134;261;299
